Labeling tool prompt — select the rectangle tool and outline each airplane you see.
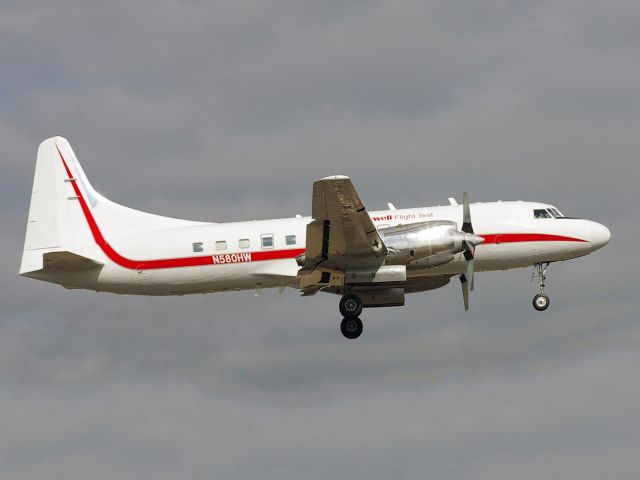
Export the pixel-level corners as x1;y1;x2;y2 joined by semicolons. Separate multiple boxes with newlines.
19;137;611;339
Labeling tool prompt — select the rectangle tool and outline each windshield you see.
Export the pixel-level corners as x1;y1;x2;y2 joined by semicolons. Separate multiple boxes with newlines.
534;207;565;219
534;209;552;219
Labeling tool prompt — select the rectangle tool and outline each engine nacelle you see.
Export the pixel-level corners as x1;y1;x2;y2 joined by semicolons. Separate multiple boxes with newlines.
380;220;467;266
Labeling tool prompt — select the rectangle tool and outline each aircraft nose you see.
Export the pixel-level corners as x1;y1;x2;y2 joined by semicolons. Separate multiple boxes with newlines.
590;222;611;251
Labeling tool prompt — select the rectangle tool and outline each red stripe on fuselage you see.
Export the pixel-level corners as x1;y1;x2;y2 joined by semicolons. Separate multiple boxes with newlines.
55;144;304;270
480;233;587;244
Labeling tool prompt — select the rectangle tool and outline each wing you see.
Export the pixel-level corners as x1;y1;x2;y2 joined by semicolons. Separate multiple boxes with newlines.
303;175;387;273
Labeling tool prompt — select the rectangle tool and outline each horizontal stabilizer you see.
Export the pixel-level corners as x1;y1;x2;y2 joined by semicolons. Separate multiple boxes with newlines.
42;251;103;271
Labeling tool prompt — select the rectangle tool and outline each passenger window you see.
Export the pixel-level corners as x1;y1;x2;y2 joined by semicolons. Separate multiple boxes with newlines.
192;242;204;252
215;240;227;251
285;235;296;246
239;238;250;249
533;209;551;219
261;234;274;249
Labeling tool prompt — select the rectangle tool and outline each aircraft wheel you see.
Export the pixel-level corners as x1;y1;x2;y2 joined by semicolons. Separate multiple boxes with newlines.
340;317;363;339
533;293;550;311
339;294;363;318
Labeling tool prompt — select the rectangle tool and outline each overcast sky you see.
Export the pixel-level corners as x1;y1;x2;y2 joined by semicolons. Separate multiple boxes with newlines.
1;1;639;478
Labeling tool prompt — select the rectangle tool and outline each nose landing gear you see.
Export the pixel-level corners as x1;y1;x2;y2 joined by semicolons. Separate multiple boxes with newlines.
532;262;550;311
339;294;364;339
533;293;550;311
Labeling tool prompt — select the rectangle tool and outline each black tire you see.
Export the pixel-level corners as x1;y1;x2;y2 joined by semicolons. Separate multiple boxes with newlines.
339;294;363;318
340;317;363;339
533;293;550;311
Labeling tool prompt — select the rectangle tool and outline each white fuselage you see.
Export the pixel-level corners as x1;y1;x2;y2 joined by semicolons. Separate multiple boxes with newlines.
31;201;607;295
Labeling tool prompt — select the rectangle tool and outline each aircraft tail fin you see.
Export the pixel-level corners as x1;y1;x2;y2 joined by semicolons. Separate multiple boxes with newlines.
19;137;103;275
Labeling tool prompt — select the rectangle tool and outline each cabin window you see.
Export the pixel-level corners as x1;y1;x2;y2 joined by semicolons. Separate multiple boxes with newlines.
533;209;552;219
261;234;274;249
285;235;296;246
215;240;227;251
192;242;204;252
239;238;250;249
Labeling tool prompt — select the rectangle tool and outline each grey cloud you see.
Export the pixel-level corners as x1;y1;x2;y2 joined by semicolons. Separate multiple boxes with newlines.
2;349;639;479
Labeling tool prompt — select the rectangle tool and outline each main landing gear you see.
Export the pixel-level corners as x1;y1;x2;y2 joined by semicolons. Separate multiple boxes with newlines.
340;316;363;339
339;294;364;339
532;262;550;311
339;294;363;317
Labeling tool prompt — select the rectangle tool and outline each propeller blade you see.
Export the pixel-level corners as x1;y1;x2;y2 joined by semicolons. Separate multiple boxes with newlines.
459;256;475;310
470;268;475;291
462;191;473;234
460;274;469;311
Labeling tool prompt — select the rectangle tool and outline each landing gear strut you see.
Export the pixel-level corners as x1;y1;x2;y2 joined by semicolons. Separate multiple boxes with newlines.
532;262;550;311
339;294;364;339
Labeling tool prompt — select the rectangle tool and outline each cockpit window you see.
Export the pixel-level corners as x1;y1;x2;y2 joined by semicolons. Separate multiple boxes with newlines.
534;209;552;219
549;208;563;218
547;209;558;218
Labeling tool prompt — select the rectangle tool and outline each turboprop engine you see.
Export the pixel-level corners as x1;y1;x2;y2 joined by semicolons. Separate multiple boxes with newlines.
381;192;483;311
381;220;484;268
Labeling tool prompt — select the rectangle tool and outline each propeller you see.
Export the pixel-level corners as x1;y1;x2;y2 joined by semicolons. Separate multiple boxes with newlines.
459;191;484;311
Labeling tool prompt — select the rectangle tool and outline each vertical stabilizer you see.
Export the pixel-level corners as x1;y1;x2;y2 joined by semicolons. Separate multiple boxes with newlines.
19;137;97;275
